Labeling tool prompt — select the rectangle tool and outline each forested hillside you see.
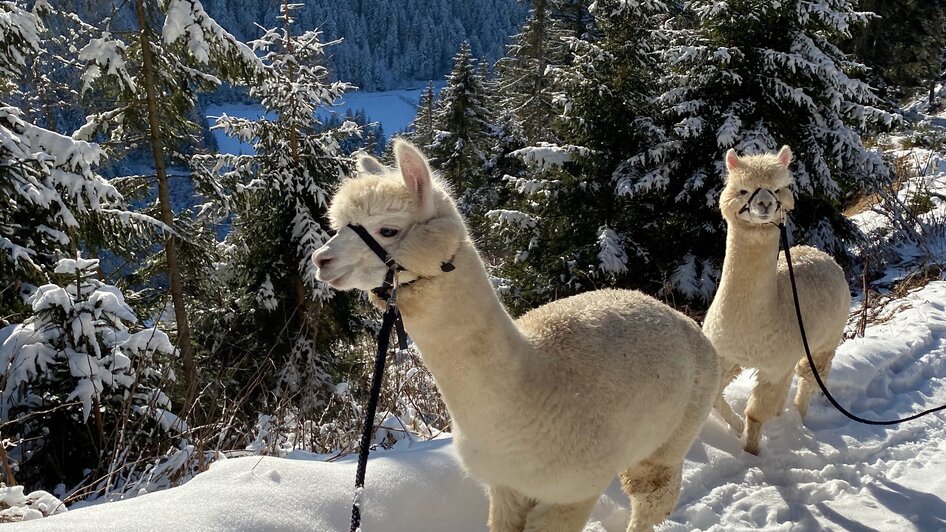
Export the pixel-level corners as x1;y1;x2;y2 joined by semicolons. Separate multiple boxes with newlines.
201;0;527;90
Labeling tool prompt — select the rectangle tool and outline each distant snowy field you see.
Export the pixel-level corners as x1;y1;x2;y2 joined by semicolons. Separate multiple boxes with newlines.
206;85;440;155
16;280;946;531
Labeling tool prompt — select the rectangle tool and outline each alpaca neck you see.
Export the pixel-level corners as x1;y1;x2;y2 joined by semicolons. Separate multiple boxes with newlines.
396;240;527;421
716;222;781;308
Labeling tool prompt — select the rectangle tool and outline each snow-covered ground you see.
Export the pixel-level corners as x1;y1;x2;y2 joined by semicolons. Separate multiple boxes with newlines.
206;85;440;155
15;281;946;531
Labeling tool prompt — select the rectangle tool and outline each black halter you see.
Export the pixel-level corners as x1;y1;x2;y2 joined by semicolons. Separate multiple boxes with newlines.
345;223;456;301
346;223;401;301
738;187;783;215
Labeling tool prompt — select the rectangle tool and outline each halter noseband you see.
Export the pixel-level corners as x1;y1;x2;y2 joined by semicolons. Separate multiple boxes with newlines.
738;187;783;216
346;223;400;300
346;223;456;301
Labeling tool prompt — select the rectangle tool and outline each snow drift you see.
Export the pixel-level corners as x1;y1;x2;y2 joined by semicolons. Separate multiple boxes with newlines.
16;282;946;531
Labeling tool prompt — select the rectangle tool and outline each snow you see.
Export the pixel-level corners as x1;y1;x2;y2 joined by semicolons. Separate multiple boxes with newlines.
0;484;65;522
53;257;99;274
672;281;946;531
0;3;43;78
486;209;537;230
77;34;135;94
848;144;946;274
121;329;173;356
511;142;588;170
163;0;263;70
596;226;628;277
668;253;718;304
16;280;946;530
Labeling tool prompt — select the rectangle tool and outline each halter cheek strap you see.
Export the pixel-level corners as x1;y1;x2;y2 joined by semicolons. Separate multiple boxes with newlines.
347;223;399;300
345;223;455;301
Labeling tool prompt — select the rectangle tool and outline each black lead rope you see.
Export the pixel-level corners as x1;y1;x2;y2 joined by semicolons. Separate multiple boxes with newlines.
346;223;407;532
346;223;456;532
350;299;403;532
779;222;946;425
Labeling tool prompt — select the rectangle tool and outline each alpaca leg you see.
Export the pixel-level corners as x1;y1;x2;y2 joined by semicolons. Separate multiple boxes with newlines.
713;364;744;434
744;371;793;455
621;461;682;532
521;497;596;532
795;349;836;420
488;485;533;532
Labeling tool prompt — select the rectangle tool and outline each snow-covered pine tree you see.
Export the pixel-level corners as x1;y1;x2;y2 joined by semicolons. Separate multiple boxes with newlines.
495;0;573;144
428;42;495;225
486;0;670;310
74;0;263;409
189;2;358;427
0;3;135;323
0;256;182;499
407;82;437;148
8;2;83;133
623;0;896;302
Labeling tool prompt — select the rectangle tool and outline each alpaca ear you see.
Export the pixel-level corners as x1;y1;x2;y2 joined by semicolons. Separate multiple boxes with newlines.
777;145;792;168
356;152;386;175
725;149;742;172
394;139;435;219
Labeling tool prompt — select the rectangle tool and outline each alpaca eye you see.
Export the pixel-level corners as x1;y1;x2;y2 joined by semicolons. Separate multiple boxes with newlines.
774;188;781;194
739;190;749;195
379;227;399;238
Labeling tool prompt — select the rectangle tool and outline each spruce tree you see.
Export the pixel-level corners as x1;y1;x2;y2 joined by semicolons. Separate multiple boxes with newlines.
407;82;437;148
189;3;358;425
624;0;896;302
848;0;946;104
0;256;181;498
495;0;573;144
74;0;263;410
487;0;668;310
0;3;142;323
428;42;495;224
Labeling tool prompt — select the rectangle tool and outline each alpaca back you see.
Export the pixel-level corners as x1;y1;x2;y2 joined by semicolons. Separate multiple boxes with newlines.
776;245;851;352
512;289;718;463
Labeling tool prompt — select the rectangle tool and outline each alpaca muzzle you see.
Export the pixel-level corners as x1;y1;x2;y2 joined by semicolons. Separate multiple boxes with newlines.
738;187;782;220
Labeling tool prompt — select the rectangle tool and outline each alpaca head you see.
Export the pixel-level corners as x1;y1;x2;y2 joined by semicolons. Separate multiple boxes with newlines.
719;146;796;227
312;140;467;294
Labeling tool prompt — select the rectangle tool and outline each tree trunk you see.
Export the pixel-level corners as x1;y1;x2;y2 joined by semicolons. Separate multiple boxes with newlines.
134;0;197;411
283;1;321;388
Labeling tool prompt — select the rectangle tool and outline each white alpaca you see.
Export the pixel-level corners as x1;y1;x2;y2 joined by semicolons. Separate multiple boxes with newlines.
312;140;720;532
703;146;851;455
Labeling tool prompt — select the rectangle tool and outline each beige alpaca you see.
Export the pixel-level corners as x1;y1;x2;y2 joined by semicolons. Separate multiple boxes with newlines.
312;140;720;532
703;146;851;455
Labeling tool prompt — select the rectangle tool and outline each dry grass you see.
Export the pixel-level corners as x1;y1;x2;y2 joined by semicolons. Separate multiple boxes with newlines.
846;263;944;339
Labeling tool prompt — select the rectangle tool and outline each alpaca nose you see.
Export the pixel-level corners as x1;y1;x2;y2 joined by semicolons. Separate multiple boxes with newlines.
758;201;772;212
314;254;333;269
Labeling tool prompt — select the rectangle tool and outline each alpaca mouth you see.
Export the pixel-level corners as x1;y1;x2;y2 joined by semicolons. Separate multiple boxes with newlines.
317;271;348;287
743;209;775;224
